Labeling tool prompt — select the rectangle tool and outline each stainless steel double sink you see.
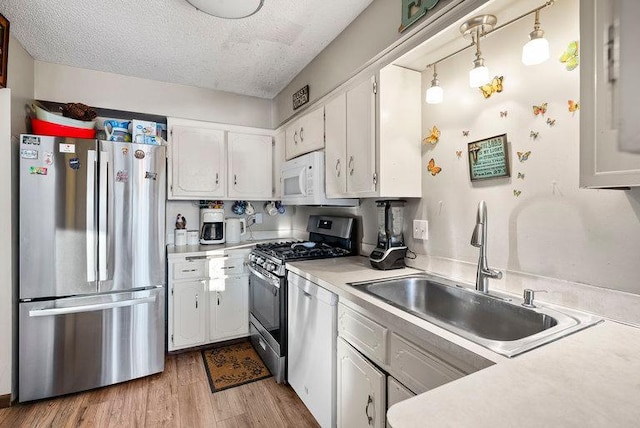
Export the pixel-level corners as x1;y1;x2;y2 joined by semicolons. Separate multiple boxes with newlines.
350;273;601;357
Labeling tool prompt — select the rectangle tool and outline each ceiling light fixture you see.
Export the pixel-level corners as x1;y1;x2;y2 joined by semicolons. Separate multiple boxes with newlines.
460;15;497;88
425;63;443;104
186;0;264;19
522;9;550;65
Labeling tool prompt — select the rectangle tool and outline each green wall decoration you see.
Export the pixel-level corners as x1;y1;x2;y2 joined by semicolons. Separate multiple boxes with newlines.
399;0;439;33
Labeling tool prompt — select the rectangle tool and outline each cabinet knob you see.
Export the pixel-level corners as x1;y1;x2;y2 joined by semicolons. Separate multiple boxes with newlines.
294;131;298;145
349;156;355;175
215;172;219;185
234;174;238;185
336;159;341;177
300;127;304;141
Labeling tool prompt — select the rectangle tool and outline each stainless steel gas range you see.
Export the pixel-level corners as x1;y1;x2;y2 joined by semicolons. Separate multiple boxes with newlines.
247;215;356;383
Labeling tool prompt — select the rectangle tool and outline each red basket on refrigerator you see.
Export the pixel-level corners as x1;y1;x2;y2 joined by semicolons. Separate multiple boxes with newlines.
31;118;96;139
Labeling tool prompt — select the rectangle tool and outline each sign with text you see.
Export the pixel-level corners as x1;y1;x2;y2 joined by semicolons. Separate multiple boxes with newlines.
467;134;510;181
292;85;309;110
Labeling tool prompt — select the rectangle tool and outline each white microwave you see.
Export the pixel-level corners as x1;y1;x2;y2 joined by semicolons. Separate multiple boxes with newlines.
280;151;358;206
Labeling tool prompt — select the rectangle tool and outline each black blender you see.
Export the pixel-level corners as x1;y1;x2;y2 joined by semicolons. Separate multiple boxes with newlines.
369;200;407;270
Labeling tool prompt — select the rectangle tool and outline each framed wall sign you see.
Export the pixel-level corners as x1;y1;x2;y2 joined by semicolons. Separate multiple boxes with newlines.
0;13;9;89
467;134;510;181
292;85;309;110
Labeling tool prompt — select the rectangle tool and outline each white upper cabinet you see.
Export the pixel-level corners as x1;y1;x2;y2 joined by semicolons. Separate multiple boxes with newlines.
228;132;273;199
618;0;640;154
325;66;421;198
580;0;640;187
168;126;225;199
285;105;325;160
168;118;273;200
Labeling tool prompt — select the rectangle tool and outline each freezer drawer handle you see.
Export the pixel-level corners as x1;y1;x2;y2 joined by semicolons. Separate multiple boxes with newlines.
28;296;157;317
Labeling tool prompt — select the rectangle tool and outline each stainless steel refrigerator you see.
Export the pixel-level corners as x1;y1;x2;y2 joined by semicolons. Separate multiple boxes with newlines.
18;134;166;402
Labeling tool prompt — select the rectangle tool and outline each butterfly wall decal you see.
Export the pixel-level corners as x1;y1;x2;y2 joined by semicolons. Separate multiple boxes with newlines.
517;151;531;162
427;158;442;176
423;125;440;145
530;131;539;140
456;150;463;158
462;130;469;137
546;118;556;127
517;172;525;179
513;190;522;197
479;76;504;98
568;100;580;113
533;103;548;116
500;111;508;118
559;41;579;71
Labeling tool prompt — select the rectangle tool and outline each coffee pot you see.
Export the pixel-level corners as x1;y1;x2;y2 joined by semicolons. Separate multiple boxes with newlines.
200;208;225;244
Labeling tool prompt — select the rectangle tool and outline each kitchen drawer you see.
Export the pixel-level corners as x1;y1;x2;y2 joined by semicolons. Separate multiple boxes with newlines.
209;257;246;277
338;303;388;365
172;260;207;280
389;333;464;394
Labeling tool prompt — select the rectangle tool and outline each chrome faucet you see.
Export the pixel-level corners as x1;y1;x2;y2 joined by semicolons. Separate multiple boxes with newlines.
470;200;502;293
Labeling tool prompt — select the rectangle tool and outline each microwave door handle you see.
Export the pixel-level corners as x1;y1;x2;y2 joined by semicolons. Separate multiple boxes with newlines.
98;151;109;281
86;150;97;283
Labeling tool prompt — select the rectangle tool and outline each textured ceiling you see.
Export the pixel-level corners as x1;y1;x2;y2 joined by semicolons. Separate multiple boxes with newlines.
0;0;374;98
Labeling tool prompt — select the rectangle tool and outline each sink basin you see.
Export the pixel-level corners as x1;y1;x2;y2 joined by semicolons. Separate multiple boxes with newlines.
351;274;600;357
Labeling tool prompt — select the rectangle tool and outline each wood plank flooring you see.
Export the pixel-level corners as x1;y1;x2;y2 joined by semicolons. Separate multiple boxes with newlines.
0;351;320;428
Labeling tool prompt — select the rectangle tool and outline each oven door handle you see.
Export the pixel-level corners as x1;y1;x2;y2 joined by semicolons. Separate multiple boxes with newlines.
248;265;281;289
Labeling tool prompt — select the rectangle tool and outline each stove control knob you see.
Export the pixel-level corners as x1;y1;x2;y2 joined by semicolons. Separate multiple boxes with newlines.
248;254;256;262
266;262;276;272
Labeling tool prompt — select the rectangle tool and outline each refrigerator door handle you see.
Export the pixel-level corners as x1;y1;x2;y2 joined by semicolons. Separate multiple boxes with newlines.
86;150;97;283
28;295;157;317
98;151;109;281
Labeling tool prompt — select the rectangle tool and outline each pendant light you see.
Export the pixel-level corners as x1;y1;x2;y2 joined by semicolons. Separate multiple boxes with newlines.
522;9;550;65
186;0;264;19
425;63;443;104
460;15;497;88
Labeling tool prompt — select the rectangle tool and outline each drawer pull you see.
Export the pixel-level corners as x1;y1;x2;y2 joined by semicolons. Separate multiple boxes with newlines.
220;266;236;270
181;268;198;273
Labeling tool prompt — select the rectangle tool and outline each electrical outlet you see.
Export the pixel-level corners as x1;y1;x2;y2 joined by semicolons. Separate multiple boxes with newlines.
413;220;428;240
254;213;263;224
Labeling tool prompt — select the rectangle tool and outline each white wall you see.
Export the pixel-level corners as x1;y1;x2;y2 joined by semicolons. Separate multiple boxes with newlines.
2;35;35;400
34;62;273;129
406;0;640;295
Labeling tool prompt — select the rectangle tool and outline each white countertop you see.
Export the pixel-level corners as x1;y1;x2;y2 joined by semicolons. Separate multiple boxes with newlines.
286;256;640;428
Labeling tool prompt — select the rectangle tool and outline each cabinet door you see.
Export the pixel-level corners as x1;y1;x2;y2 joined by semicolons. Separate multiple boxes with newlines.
273;130;286;198
337;338;386;428
298;105;325;155
170;280;206;350
325;93;348;197
346;76;377;196
580;0;640;187
210;276;249;341
285;120;300;160
169;126;225;199
228;132;273;199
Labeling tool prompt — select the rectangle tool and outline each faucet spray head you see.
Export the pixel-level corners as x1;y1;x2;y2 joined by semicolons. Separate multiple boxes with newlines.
471;223;484;247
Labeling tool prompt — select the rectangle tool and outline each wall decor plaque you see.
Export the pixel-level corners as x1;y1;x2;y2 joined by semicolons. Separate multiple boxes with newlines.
292;85;309;110
399;0;438;32
467;134;510;181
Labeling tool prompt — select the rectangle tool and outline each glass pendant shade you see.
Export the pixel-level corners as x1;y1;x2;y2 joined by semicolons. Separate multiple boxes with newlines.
186;0;264;18
522;36;550;65
469;64;490;87
426;84;443;104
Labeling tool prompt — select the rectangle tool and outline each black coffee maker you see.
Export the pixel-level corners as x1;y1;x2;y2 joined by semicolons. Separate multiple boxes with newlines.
369;200;407;270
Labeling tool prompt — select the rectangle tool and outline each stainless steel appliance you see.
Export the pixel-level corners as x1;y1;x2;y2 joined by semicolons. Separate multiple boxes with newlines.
288;271;338;428
247;215;356;383
200;208;225;244
369;199;408;270
18;134;166;402
280;151;358;206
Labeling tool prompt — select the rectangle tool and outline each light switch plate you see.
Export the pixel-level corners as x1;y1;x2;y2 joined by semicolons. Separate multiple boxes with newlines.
413;220;428;240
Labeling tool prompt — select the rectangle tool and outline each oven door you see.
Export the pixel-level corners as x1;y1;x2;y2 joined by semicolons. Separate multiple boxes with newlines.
248;264;285;354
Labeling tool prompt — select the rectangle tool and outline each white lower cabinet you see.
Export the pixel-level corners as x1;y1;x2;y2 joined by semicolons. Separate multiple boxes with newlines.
386;377;415;428
171;279;207;349
168;250;250;352
337;337;386;428
209;275;249;341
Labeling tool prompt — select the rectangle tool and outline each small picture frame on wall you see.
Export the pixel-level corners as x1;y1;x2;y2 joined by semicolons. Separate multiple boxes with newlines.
467;134;510;181
0;13;9;89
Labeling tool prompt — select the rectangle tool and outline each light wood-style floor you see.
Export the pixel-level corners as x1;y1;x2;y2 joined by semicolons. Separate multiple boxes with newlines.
0;351;320;428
